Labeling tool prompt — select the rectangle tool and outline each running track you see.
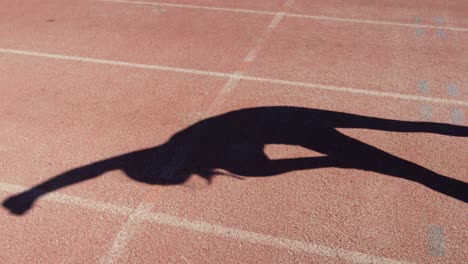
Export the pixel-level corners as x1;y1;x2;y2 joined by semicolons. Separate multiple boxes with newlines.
0;0;467;263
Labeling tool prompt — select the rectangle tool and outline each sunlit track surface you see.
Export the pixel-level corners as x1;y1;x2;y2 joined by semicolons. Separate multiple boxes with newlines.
0;0;467;263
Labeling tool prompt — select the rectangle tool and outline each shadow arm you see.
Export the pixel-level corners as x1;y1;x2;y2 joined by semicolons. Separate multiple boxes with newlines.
2;157;121;215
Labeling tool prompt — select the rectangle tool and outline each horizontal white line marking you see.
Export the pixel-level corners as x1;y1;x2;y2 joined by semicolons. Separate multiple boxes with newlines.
100;203;153;264
0;48;232;79
0;182;410;264
1;48;467;107
0;182;133;215
240;75;468;107
287;13;467;31
100;0;468;32
139;212;409;264
101;0;277;15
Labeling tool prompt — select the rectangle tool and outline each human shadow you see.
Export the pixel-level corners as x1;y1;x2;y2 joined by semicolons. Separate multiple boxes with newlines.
3;106;468;215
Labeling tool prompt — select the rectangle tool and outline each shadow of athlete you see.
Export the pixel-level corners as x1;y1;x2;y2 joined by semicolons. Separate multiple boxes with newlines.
3;106;468;215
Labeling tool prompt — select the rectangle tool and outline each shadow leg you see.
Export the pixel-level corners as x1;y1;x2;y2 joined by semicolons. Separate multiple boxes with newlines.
327;132;467;203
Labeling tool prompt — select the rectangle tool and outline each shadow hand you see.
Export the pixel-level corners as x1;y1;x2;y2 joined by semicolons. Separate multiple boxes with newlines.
2;193;36;215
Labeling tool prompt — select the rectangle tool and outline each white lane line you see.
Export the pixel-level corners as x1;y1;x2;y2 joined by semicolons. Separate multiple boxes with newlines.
100;203;153;264
0;48;232;79
101;0;277;15
243;11;285;63
99;0;468;32
287;13;468;32
219;71;243;94
140;212;411;264
240;75;468;107
0;182;133;215
427;225;446;256
206;0;290;113
1;48;467;107
0;182;411;264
